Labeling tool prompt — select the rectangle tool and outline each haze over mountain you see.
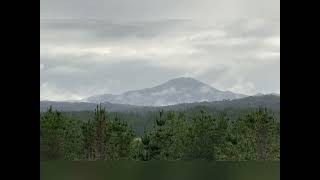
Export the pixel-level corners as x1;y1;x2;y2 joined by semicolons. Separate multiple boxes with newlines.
40;94;279;112
254;92;280;97
83;77;247;106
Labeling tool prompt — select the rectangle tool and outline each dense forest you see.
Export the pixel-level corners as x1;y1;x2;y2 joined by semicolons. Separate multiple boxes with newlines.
40;105;280;161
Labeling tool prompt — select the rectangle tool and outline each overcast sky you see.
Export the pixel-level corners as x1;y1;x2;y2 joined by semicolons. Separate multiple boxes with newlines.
40;0;280;101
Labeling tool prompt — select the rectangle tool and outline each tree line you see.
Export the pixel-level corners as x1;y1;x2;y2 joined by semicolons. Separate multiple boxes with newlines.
40;105;280;161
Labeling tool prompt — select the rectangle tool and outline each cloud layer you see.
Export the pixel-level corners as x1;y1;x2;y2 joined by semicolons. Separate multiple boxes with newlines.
40;0;280;101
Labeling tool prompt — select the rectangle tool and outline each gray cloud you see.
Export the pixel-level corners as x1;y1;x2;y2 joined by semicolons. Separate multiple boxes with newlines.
41;0;279;21
40;0;280;100
41;59;187;100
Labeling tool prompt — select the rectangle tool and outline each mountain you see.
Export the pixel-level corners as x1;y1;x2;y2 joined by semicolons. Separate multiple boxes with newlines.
40;94;280;112
84;77;247;106
270;93;280;96
254;93;280;97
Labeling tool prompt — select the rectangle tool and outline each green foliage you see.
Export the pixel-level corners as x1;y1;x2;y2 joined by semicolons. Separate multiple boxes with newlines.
92;104;108;160
225;108;280;160
82;119;95;160
140;111;189;160
40;107;65;160
105;115;135;160
183;110;216;160
62;118;84;160
40;106;83;160
129;137;144;160
81;105;135;160
212;113;233;160
40;106;280;161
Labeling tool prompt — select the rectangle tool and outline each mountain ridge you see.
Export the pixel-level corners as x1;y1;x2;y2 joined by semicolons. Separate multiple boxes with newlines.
84;77;247;106
40;94;280;112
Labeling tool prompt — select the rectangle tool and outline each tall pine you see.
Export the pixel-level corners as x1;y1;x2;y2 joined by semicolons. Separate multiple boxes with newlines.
93;104;107;160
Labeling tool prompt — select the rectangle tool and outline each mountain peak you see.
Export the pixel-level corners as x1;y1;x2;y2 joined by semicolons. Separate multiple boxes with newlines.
159;77;210;89
167;77;198;82
84;77;247;106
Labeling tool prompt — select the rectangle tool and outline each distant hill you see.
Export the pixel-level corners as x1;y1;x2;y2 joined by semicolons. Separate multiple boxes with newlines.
41;95;280;136
40;101;139;112
40;94;279;112
83;77;247;106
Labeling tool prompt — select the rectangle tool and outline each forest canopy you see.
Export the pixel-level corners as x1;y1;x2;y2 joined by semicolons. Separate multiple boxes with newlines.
40;105;280;161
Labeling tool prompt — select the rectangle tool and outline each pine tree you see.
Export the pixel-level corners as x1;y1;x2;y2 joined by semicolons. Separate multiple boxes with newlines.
213;113;231;160
82;119;95;160
92;104;107;160
40;106;66;160
105;114;135;160
183;109;216;161
230;107;279;160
